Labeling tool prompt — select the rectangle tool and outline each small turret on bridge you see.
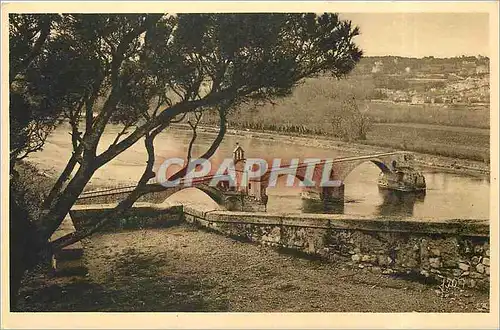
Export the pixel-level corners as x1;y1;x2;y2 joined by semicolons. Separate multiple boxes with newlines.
233;143;245;162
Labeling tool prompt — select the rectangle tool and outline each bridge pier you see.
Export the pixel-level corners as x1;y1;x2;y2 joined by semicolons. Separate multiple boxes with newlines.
320;183;345;202
300;183;345;214
222;193;267;212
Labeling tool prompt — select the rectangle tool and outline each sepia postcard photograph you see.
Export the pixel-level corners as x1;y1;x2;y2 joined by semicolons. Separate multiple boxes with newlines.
1;1;499;329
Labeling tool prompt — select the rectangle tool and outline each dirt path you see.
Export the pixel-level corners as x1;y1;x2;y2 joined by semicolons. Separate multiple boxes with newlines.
17;226;489;312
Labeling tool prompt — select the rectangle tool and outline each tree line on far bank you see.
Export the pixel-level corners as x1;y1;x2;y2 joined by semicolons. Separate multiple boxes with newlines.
201;76;374;141
199;73;489;141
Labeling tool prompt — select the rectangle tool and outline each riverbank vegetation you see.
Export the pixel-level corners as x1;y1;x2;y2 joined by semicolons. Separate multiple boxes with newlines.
200;74;490;162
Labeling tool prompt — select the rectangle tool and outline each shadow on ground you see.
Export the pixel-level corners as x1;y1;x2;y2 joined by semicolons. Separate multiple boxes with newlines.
16;252;229;312
15;226;489;313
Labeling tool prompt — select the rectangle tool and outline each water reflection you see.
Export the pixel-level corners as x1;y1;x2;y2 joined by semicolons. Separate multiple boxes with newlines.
302;198;345;214
376;188;426;217
38;125;489;219
168;128;488;219
300;189;426;216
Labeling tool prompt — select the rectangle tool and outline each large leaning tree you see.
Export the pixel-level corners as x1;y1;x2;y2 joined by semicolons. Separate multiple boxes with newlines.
9;13;362;302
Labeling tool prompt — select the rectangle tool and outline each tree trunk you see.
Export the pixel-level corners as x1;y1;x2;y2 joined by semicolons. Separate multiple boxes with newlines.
36;164;94;242
42;151;80;210
52;126;165;251
10;197;28;309
9;190;44;309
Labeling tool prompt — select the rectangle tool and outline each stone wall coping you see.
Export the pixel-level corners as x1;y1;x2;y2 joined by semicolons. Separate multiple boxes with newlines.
183;204;222;218
70;203;489;238
71;202;156;210
187;209;489;237
71;201;183;212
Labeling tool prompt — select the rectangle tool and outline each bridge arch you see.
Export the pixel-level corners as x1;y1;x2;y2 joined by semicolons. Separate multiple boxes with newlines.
260;169;316;189
367;159;392;173
163;183;227;207
336;158;393;183
194;184;227;205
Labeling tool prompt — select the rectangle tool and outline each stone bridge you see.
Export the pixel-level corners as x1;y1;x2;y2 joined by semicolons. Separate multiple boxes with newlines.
247;151;414;207
77;176;267;212
153;179;265;212
157;150;413;211
77;146;416;213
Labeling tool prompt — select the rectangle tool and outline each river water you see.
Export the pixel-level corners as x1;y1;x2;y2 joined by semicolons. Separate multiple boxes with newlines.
33;125;490;220
150;128;490;220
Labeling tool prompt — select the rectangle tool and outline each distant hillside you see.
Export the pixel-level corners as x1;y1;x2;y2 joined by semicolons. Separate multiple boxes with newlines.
197;55;490;161
353;55;489;77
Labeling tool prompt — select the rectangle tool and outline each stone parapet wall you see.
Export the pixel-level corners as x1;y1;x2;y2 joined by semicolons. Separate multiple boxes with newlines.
74;190;172;205
70;202;183;231
183;206;490;290
238;195;267;212
61;201;489;291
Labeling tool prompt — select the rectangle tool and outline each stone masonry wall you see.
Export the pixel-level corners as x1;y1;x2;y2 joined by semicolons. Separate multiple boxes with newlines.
74;189;173;205
63;202;489;291
70;202;183;231
183;206;490;291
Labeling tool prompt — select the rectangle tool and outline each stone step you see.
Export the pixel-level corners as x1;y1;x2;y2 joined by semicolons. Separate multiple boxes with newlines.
56;241;84;261
51;257;88;277
49;215;87;275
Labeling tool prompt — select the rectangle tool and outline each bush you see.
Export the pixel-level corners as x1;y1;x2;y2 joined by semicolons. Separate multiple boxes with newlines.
10;162;55;306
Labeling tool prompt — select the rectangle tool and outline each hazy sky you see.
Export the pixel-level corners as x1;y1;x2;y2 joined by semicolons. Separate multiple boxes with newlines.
340;13;490;58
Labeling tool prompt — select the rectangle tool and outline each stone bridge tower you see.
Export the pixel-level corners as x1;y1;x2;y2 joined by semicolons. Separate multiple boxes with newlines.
232;143;268;212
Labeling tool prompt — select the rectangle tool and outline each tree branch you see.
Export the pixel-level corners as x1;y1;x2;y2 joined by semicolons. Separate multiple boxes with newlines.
51;122;167;251
10;16;52;83
186;111;203;163
84;15;163;158
168;105;227;181
111;124;131;147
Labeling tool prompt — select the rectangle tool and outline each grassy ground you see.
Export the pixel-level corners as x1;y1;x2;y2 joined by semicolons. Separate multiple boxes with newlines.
365;123;489;162
16;225;489;312
366;101;489;129
198;75;490;162
202;118;490;163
